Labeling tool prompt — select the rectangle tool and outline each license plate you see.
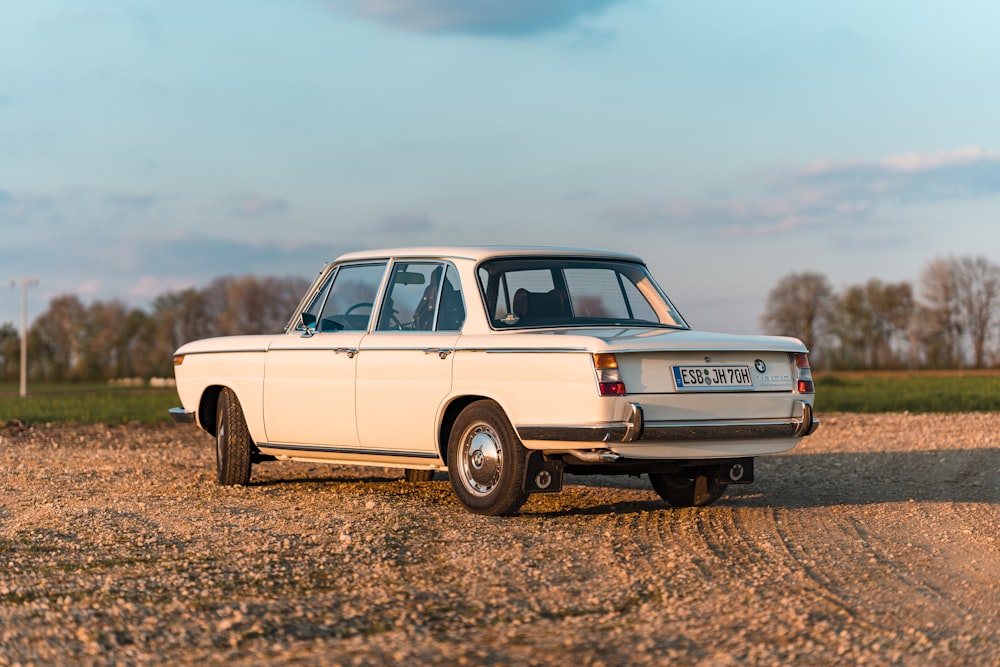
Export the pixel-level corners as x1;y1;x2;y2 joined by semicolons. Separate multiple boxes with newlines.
673;365;754;391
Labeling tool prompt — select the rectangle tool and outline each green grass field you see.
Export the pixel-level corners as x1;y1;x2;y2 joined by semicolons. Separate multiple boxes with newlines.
815;370;1000;413
2;372;999;425
0;383;180;425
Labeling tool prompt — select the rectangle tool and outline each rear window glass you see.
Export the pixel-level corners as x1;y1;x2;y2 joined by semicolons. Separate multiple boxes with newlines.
477;258;686;329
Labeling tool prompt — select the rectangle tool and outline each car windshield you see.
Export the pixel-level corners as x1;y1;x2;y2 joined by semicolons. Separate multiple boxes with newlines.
477;257;688;329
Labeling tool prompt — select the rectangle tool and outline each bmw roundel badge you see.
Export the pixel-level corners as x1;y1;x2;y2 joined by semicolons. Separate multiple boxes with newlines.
754;359;767;373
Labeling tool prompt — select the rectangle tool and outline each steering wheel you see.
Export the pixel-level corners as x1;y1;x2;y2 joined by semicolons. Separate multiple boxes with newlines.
345;302;403;329
345;302;373;316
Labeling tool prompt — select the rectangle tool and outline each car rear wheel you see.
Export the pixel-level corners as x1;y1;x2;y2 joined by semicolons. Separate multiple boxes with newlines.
216;388;253;486
649;472;724;508
403;468;434;482
447;400;529;516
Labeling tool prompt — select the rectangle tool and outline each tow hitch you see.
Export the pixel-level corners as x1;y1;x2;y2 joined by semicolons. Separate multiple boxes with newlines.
718;458;754;484
523;451;565;494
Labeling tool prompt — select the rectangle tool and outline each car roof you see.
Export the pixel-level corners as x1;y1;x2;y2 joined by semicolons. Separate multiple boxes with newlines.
331;245;645;264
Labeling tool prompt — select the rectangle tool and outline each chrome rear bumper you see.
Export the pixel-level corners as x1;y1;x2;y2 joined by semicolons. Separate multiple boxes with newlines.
517;400;818;444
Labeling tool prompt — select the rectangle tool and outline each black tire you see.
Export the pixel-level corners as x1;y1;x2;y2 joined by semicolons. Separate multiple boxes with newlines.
649;472;724;508
404;468;434;482
216;388;253;486
447;400;529;516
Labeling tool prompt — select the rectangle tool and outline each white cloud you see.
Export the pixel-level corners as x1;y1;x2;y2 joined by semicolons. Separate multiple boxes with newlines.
76;280;102;297
0;189;53;221
377;212;435;235
127;275;196;300
226;193;291;218
610;146;1000;238
330;0;628;36
805;146;1000;175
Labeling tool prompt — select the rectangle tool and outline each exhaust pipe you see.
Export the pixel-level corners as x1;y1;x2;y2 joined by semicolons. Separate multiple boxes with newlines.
564;450;621;464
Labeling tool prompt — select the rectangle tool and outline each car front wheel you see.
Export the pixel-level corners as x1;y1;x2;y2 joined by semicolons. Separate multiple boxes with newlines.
216;387;253;486
447;401;528;516
649;472;724;508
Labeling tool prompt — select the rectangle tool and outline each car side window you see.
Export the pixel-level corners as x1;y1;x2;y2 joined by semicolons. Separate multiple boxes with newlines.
317;263;387;332
299;271;336;331
376;262;465;332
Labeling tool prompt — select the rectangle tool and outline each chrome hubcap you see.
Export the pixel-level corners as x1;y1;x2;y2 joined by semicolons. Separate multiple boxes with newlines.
461;425;502;496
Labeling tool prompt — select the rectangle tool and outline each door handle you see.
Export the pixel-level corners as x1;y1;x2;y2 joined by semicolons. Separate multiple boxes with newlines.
333;348;358;358
424;348;452;359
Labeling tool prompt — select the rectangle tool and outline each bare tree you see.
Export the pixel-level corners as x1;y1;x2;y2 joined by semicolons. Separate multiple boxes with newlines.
31;295;87;381
0;323;19;382
919;256;1000;368
207;275;311;336
917;257;963;368
760;272;834;362
827;279;914;370
954;256;1000;368
78;301;130;381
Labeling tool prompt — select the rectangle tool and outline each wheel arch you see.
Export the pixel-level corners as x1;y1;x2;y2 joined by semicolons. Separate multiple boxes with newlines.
438;395;497;462
197;385;226;436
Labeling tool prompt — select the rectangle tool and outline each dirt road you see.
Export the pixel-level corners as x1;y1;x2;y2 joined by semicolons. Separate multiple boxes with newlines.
1;413;998;665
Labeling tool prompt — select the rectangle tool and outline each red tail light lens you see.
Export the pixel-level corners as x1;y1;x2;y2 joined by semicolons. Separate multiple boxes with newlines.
594;353;627;396
794;353;814;393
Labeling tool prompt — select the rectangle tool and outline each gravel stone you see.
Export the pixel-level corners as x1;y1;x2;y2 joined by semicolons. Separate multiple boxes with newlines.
1;414;998;665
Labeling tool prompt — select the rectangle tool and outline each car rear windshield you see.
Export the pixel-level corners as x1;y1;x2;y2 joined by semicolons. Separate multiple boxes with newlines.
477;257;687;329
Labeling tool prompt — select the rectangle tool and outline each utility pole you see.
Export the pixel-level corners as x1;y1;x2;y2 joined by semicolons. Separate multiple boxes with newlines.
11;278;39;397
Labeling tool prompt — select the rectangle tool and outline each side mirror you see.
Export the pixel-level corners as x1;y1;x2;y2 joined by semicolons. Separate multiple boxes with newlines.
299;312;317;337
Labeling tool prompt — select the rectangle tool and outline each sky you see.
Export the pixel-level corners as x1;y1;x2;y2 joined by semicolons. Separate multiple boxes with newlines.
3;0;1000;335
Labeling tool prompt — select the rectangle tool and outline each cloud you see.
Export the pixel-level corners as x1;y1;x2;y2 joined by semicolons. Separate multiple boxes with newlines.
227;193;291;218
330;0;628;36
103;192;159;211
127;275;197;300
376;212;435;235
77;280;103;297
610;146;1000;238
0;189;53;222
807;146;1000;176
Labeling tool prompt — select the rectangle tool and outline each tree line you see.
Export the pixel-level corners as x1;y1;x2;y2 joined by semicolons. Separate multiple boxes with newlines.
2;255;997;382
761;255;1000;370
0;275;310;383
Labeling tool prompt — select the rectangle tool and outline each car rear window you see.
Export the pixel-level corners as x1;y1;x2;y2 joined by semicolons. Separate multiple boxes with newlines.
477;258;687;329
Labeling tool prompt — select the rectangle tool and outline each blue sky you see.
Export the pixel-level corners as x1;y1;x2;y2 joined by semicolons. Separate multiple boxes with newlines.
3;0;1000;334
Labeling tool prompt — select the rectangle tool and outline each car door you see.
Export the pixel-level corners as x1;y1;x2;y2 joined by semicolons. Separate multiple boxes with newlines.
355;262;466;453
263;262;388;447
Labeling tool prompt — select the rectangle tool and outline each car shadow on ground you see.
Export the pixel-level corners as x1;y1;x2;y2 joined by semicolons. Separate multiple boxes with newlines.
563;448;1000;512
243;448;999;516
736;448;1000;508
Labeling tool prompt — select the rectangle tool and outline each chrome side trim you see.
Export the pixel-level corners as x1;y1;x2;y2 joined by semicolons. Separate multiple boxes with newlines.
168;407;196;424
457;347;590;354
258;443;440;459
175;348;268;355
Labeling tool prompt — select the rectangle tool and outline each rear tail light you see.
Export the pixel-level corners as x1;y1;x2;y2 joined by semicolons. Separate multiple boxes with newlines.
593;353;627;396
794;352;814;393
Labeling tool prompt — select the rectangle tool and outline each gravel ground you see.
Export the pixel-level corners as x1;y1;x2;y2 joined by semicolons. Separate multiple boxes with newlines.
1;413;998;666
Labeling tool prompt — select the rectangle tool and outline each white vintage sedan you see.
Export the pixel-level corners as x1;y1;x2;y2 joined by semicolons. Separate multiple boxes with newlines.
170;246;817;515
